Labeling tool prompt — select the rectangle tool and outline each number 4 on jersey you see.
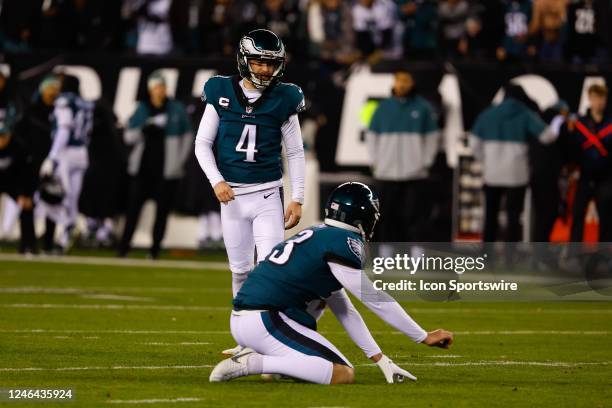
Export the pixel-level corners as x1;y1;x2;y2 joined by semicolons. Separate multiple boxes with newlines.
236;124;258;162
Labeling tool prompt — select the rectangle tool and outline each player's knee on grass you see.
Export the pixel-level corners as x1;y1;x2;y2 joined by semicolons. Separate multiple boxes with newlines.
330;364;354;384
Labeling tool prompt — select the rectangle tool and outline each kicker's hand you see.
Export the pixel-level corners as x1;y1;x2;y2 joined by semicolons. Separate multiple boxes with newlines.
423;329;454;349
374;354;417;383
284;201;302;230
213;181;235;204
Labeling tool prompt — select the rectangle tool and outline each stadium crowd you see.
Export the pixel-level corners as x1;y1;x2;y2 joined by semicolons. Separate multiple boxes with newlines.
0;0;610;64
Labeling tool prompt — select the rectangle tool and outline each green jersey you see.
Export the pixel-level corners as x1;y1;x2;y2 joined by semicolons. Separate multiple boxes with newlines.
202;75;305;184
233;224;365;330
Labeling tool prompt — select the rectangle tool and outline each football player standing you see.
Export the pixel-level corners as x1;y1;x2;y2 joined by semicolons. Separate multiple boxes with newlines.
195;29;306;353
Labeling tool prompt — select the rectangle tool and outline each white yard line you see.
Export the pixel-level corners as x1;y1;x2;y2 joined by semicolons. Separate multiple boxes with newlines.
390;355;463;359
108;398;203;404
0;253;228;270
407;308;612;314
453;330;611;335
0;303;230;311
2;303;610;314
0;286;227;294
80;294;155;302
357;360;612;368
0;364;214;372
2;361;609;373
0;329;229;334
0;329;610;336
141;342;212;346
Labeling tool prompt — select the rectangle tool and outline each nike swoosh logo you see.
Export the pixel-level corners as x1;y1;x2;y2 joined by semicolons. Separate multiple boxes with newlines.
263;192;274;199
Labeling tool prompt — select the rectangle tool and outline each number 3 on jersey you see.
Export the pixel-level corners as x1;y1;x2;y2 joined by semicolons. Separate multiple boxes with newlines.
268;230;314;265
236;124;258;162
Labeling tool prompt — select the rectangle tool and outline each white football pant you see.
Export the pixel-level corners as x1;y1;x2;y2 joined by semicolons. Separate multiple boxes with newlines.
56;147;88;227
230;310;352;384
220;187;284;296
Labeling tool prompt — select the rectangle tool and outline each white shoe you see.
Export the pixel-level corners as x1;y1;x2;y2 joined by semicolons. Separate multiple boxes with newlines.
221;344;244;356
209;347;257;382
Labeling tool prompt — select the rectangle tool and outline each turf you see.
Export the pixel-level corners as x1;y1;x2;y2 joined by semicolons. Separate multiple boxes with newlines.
0;257;611;407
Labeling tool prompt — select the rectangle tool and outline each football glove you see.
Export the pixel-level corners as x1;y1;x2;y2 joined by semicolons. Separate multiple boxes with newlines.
376;354;417;383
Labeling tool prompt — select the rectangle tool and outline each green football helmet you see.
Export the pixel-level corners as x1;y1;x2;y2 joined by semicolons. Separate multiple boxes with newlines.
324;182;380;241
237;29;286;89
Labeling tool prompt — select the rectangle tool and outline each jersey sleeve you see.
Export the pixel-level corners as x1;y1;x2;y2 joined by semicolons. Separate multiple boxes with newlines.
525;110;547;137
54;97;74;129
324;232;365;270
202;77;220;114
127;102;148;130
285;84;306;119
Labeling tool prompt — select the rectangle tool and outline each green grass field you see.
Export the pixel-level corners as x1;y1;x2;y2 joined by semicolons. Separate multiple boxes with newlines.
1;255;611;407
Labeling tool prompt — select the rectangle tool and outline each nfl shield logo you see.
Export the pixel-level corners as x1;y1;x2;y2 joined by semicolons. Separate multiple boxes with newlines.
246;106;253;114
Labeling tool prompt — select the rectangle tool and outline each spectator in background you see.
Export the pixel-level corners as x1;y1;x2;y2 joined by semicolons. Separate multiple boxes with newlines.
64;0;123;51
0;0;40;53
352;0;397;64
123;0;176;55
366;70;439;242
0;122;37;254
254;0;301;55
530;100;569;242
307;0;358;67
14;75;61;252
118;71;193;259
198;0;256;57
38;0;74;50
497;0;534;62
0;72;16;131
437;0;469;58
563;84;612;242
470;84;564;243
468;0;505;60
529;0;567;62
396;0;438;60
566;0;610;64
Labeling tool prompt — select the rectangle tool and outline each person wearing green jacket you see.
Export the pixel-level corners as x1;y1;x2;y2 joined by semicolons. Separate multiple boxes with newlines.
118;70;193;259
366;70;440;242
470;84;563;242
